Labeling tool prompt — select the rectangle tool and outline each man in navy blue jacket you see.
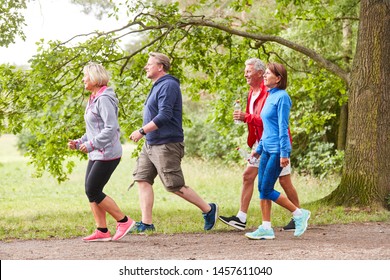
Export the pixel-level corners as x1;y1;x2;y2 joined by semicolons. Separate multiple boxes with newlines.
129;52;218;233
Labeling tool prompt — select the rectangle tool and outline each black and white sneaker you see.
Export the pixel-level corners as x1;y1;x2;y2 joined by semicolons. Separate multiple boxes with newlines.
218;215;246;230
281;218;295;231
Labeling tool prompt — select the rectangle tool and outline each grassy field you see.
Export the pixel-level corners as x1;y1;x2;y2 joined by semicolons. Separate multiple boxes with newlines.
0;134;389;240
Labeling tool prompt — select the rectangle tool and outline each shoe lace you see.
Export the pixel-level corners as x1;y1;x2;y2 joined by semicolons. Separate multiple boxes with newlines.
293;216;303;228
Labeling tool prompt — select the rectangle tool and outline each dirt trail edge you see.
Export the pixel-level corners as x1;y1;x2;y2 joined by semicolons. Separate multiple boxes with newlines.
1;222;389;260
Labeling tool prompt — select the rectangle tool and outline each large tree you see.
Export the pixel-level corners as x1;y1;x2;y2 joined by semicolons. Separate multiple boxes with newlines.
1;0;389;208
326;0;390;206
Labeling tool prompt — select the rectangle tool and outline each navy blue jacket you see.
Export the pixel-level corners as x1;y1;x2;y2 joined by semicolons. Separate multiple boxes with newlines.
143;74;184;145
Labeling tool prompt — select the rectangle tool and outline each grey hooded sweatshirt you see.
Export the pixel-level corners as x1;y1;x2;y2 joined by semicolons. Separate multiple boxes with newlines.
76;86;122;161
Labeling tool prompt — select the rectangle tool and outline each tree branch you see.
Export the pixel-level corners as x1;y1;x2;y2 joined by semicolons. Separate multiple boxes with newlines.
56;14;351;84
181;18;350;84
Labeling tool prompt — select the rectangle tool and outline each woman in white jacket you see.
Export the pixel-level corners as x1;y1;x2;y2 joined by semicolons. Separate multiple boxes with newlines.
68;62;135;242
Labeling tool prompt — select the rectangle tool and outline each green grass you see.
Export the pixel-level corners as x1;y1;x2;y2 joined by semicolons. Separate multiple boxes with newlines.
0;134;389;241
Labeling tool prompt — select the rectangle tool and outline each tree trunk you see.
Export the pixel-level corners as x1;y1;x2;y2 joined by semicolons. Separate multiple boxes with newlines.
337;103;348;150
325;0;390;207
336;18;352;151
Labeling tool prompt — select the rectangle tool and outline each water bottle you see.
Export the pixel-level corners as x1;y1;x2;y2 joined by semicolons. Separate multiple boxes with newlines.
236;147;257;164
233;100;243;124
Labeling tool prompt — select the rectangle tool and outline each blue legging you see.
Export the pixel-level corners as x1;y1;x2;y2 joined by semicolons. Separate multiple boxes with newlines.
257;151;282;201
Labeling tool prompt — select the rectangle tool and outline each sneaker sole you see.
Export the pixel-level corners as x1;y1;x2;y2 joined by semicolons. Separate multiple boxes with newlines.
129;228;156;234
281;228;295;232
83;237;112;242
218;217;246;231
294;211;311;237
245;234;275;240
112;220;136;241
135;229;155;234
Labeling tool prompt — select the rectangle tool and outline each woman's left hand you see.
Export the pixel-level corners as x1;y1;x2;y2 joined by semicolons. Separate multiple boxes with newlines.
280;157;289;168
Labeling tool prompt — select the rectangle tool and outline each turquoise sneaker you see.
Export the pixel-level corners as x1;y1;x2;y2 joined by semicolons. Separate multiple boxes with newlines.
245;225;275;240
294;209;311;237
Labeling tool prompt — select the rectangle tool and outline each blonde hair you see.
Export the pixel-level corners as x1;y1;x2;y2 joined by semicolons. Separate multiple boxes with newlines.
83;62;110;86
149;52;171;72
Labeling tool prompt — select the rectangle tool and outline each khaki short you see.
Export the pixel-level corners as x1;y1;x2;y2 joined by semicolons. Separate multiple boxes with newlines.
133;142;186;192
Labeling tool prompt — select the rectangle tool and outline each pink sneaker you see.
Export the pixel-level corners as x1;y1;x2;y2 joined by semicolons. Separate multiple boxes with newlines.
82;229;111;242
112;218;136;241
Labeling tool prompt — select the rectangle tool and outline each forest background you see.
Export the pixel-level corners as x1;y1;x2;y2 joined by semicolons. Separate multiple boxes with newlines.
1;0;389;217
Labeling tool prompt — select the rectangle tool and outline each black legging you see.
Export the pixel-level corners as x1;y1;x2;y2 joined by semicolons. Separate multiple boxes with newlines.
85;159;121;203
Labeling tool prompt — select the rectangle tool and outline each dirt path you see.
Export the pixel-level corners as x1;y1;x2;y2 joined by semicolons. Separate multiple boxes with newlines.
1;222;389;260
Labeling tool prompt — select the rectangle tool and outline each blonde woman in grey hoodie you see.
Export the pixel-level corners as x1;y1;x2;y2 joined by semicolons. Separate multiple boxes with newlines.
68;62;135;242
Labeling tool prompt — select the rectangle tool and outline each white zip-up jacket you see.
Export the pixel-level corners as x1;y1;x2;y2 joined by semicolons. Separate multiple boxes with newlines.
76;86;122;161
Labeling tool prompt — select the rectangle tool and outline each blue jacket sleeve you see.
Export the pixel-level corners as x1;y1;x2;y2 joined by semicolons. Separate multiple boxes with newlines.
277;94;292;158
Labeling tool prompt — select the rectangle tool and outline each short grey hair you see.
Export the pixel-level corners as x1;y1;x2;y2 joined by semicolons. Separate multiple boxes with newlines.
245;58;266;72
